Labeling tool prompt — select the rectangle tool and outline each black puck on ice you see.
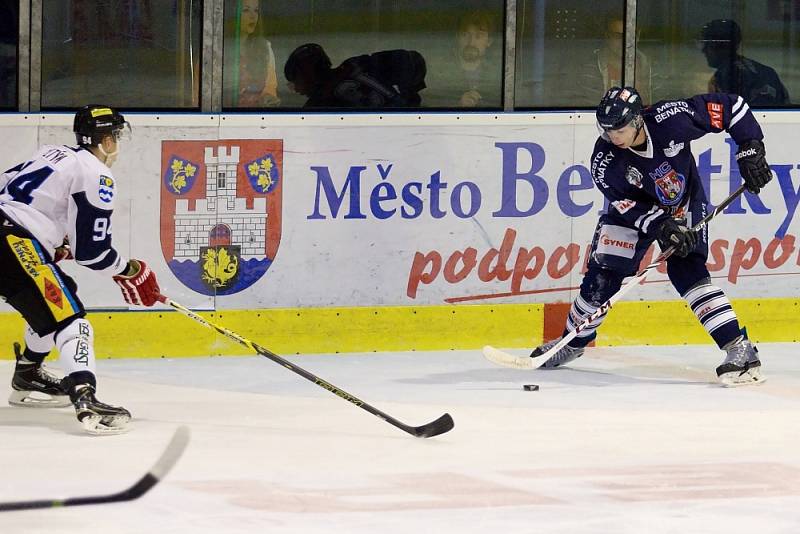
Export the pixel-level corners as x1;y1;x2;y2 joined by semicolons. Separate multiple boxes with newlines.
523;384;540;391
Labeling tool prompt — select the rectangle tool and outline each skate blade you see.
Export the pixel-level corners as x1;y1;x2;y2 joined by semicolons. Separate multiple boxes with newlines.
718;369;767;388
80;415;131;435
8;390;71;408
482;345;542;370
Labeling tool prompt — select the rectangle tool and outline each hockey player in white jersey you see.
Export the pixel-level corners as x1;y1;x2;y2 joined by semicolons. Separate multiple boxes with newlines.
0;105;161;434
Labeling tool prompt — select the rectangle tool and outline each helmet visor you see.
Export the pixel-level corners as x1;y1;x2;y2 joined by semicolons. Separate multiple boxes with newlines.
596;116;635;134
111;121;132;142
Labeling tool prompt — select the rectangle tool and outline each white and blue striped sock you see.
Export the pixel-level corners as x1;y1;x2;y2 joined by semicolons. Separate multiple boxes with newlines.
683;283;741;348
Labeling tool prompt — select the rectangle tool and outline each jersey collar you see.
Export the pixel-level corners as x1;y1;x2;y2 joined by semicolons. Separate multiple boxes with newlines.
628;122;653;159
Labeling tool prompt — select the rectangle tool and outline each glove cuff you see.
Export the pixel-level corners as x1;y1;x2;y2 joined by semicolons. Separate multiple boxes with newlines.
117;259;142;279
735;139;765;160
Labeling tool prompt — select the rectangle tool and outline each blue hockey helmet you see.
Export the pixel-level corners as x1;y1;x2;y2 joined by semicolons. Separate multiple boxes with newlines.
596;86;643;131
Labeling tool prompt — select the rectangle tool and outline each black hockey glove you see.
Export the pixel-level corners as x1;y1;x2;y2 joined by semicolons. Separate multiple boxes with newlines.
657;218;697;258
735;139;772;194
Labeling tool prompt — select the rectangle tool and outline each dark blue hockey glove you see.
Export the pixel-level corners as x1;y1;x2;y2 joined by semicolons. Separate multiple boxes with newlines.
735;139;772;194
657;218;697;258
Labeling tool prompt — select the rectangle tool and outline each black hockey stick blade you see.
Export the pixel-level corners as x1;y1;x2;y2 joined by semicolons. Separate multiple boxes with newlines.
252;343;455;439
158;294;455;439
0;426;190;512
406;413;455;438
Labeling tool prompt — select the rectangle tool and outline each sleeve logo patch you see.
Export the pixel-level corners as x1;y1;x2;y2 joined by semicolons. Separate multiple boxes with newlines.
707;102;724;129
98;175;115;203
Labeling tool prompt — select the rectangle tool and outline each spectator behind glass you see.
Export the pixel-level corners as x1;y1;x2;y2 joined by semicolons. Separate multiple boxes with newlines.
284;43;426;109
699;19;789;107
571;16;652;106
597;17;652;104
425;11;501;108
224;0;279;107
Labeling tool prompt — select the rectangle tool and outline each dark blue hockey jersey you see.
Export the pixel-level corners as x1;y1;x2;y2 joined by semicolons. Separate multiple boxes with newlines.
589;93;764;236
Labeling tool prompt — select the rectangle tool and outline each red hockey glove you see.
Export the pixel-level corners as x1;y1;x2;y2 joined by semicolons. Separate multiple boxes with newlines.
113;259;161;307
53;244;73;263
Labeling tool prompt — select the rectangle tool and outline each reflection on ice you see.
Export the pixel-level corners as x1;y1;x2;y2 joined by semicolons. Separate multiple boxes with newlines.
1;343;798;533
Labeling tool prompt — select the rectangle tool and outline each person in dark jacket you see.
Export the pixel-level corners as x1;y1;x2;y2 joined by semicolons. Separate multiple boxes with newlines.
284;43;426;109
699;19;790;107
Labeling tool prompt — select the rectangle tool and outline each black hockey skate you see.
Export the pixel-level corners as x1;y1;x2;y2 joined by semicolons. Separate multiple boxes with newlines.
534;337;585;368
8;342;70;408
716;334;765;387
69;383;132;435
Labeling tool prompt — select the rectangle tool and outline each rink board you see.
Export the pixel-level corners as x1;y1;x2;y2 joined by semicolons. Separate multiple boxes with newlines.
0;297;796;358
0;112;797;357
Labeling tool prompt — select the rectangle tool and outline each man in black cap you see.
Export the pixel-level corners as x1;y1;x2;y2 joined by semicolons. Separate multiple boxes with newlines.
699;19;789;106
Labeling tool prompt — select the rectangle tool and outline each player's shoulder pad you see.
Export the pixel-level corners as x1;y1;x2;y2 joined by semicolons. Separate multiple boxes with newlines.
646;99;696;125
592;135;617;156
590;139;619;190
36;144;81;167
76;150;117;207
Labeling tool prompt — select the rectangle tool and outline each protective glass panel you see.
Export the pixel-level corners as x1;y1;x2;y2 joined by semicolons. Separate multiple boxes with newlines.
222;0;504;110
637;0;795;107
0;0;18;109
41;0;203;109
515;0;626;108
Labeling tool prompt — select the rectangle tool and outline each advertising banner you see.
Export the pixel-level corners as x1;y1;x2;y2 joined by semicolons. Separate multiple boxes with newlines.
1;113;798;312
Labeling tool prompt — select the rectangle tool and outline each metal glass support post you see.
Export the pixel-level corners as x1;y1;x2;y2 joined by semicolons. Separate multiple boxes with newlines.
17;0;31;111
623;0;638;88
503;0;518;111
203;0;224;112
29;0;43;112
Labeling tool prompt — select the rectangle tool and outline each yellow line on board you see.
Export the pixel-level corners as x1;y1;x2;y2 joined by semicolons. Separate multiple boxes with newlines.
0;304;543;359
0;299;794;359
595;299;799;346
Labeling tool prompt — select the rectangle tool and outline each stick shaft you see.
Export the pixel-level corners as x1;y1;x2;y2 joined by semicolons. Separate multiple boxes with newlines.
542;185;746;356
160;297;453;438
0;426;189;511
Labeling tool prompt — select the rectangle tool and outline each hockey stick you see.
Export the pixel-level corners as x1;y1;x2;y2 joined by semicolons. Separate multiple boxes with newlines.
0;426;190;512
484;184;748;370
158;295;454;439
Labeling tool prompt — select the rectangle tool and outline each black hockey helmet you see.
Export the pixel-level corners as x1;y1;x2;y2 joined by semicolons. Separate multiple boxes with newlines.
73;104;131;146
284;43;332;83
699;19;742;47
596;86;643;131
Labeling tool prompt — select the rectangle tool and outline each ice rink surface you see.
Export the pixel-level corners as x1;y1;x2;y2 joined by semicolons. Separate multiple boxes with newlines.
1;343;798;534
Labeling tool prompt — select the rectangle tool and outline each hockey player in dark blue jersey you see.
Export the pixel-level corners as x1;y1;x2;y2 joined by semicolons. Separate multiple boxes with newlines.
533;86;773;386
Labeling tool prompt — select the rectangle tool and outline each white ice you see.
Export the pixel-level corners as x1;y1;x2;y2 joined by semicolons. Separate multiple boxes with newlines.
1;343;799;534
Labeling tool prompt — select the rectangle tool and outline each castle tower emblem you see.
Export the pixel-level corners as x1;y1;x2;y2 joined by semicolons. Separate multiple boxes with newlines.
160;140;283;296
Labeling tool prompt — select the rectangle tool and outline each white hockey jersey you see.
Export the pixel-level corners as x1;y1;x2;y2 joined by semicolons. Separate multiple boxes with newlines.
0;145;127;275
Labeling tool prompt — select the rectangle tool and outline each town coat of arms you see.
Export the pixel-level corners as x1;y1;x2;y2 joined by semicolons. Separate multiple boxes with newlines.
160;140;283;295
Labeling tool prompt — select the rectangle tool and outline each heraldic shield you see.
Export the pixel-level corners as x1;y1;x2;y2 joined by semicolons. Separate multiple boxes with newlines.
160;140;283;296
